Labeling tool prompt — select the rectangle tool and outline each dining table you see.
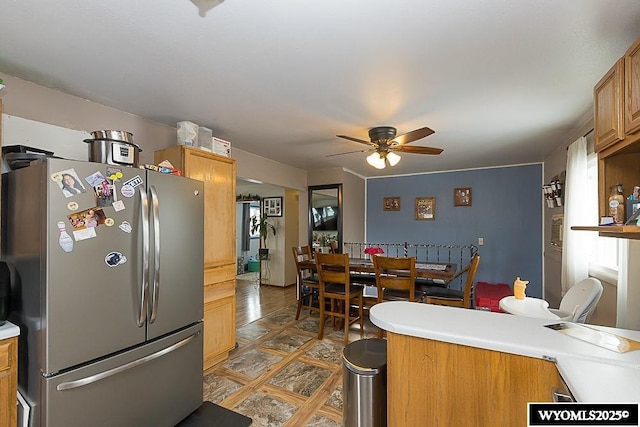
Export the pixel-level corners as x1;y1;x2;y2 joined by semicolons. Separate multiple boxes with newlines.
298;257;458;285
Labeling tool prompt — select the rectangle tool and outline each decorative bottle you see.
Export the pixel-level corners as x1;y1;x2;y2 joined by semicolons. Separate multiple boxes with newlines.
608;184;626;225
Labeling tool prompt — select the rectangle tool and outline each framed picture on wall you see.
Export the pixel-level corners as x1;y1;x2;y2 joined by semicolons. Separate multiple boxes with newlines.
263;196;283;217
383;197;401;211
454;187;472;206
415;197;436;220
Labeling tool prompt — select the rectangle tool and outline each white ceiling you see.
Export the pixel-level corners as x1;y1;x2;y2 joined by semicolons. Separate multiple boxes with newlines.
1;0;640;178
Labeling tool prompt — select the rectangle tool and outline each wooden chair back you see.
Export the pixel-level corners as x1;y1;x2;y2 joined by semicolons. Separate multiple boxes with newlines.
461;254;481;307
315;253;350;287
373;256;417;302
292;245;314;280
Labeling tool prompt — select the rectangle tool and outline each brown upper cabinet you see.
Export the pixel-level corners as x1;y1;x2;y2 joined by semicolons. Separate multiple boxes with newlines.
626;37;640;135
595;37;640;153
577;36;640;238
594;58;625;152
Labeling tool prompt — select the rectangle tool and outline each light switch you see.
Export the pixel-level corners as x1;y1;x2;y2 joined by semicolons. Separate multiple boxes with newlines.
478;237;484;246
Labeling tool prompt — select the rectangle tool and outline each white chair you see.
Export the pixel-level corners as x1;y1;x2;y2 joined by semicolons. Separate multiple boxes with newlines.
549;278;603;323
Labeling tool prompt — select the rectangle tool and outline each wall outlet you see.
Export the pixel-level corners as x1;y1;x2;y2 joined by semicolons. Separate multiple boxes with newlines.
478;237;484;246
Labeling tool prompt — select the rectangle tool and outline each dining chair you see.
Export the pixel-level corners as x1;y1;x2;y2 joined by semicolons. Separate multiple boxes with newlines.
372;255;420;337
292;246;321;320
373;255;420;302
315;253;364;345
548;277;603;323
424;254;480;308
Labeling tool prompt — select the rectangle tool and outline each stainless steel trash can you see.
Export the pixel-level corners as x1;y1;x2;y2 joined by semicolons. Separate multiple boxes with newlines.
342;338;387;427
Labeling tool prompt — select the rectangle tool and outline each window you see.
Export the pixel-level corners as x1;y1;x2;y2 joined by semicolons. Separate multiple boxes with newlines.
586;152;619;284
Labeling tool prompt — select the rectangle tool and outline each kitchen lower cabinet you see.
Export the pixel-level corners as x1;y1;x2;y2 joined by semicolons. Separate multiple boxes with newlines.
0;336;17;427
386;332;564;426
203;290;236;370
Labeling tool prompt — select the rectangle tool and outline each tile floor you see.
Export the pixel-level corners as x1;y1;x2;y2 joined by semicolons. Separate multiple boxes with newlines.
203;304;379;427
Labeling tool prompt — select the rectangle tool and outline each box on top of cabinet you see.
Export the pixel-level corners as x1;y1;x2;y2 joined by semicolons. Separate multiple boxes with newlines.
212;137;231;157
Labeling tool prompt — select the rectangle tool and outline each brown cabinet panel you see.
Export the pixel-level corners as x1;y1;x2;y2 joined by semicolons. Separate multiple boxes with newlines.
595;59;625;152
205;264;236;287
203;295;235;370
387;333;563;426
0;337;17;427
626;38;640;135
155;147;236;269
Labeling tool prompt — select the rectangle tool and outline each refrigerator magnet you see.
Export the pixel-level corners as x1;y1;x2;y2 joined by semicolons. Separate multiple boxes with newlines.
122;175;143;188
112;200;125;212
104;218;114;227
85;171;106;187
120;184;135;198
105;252;127;267
107;167;123;182
67;201;79;211
57;221;74;253
94;182;117;207
73;228;97;241
53;168;87;198
68;207;107;230
119;221;132;233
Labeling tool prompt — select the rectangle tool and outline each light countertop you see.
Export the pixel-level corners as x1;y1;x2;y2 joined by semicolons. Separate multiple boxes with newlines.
0;321;19;340
370;301;640;402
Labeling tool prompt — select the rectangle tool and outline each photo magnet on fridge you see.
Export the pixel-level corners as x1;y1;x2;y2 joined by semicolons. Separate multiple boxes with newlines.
85;171;106;187
52;168;86;198
94;182;117;207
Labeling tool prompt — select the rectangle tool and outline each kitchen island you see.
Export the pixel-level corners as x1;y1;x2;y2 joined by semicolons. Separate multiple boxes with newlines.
370;302;640;426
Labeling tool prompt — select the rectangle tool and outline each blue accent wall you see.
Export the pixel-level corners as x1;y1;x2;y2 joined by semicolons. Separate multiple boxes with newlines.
366;164;543;297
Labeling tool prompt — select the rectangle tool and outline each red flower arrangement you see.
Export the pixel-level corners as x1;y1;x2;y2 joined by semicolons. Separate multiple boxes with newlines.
364;246;384;255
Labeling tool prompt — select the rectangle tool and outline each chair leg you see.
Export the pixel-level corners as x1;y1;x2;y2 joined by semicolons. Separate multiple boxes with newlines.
343;297;350;346
318;296;325;340
358;293;364;337
295;288;304;320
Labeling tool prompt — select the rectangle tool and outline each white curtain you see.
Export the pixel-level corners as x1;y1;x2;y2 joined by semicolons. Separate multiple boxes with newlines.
561;137;591;295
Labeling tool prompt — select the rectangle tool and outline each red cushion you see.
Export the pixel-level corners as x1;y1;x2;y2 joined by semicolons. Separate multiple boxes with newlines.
475;282;512;312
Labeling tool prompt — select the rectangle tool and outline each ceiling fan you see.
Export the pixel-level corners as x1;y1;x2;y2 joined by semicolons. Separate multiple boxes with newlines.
332;126;443;169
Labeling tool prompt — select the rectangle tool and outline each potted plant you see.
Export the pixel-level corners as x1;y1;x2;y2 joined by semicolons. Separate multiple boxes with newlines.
250;213;276;259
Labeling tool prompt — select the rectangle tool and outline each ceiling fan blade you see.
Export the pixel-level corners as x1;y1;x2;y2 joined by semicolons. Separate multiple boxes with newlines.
326;148;371;157
336;134;373;146
393;127;435;145
394;145;443;155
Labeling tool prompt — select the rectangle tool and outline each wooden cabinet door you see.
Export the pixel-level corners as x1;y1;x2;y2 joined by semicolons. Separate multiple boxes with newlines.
386;333;564;426
0;338;17;427
595;58;625;152
626;38;640;135
183;150;236;269
203;293;236;370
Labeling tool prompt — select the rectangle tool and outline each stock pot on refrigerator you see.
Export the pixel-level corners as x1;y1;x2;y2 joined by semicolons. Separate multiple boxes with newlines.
84;130;142;167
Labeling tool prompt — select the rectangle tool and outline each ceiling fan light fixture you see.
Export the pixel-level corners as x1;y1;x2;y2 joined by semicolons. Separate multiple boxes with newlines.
366;152;386;169
386;151;401;166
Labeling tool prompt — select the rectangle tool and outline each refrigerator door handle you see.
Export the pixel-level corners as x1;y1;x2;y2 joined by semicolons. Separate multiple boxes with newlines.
139;187;150;327
56;330;201;391
149;185;160;324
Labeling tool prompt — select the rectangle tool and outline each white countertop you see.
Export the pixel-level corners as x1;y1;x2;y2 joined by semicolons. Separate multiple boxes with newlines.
0;321;19;340
370;301;640;402
556;356;640;402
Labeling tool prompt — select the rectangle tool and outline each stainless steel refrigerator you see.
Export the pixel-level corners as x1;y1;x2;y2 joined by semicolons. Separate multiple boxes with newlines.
2;158;204;427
